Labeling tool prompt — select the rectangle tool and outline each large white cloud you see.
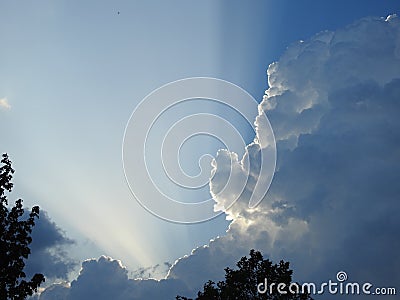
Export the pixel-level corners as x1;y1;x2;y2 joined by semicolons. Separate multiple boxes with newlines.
170;14;400;296
39;15;400;299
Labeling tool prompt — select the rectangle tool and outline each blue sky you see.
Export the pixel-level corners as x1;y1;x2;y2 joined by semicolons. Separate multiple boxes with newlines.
1;1;400;299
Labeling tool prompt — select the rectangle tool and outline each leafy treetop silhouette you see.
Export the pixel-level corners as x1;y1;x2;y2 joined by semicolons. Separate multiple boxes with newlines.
0;153;45;299
177;249;312;300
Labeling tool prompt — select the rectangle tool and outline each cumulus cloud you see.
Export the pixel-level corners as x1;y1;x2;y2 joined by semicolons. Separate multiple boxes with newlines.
38;256;190;300
0;97;11;110
171;14;400;295
40;15;400;299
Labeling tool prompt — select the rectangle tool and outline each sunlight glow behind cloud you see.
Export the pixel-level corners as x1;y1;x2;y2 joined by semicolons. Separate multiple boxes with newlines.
37;14;400;300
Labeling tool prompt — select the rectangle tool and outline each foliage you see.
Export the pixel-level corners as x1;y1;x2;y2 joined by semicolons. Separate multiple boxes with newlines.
177;249;312;300
0;154;45;299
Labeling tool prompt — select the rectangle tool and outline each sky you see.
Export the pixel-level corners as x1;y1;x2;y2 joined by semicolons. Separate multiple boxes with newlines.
1;1;400;299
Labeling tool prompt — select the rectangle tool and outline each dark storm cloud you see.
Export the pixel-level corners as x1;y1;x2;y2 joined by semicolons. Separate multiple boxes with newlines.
25;210;77;280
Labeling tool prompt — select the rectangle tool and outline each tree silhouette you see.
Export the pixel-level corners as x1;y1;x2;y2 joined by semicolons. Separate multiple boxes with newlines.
177;249;312;300
0;154;45;299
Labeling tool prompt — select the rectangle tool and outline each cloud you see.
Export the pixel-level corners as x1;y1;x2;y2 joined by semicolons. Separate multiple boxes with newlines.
25;210;77;280
171;14;400;294
0;97;11;110
40;14;400;299
38;256;190;300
